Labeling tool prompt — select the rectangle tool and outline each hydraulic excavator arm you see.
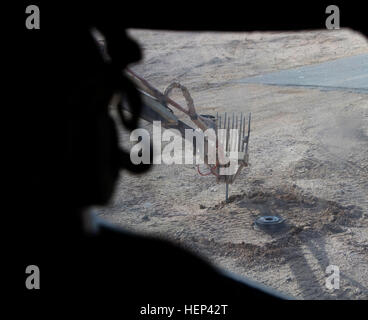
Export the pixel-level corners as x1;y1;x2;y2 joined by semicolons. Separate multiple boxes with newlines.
124;68;251;201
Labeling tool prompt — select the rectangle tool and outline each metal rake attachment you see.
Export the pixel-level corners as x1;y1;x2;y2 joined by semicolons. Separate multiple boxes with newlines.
215;112;251;201
124;68;251;203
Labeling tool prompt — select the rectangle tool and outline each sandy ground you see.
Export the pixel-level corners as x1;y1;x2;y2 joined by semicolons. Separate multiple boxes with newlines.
98;28;368;299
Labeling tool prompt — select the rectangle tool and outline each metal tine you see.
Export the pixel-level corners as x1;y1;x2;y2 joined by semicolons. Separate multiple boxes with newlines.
217;115;221;153
243;115;247;152
226;116;230;153
223;112;227;151
245;112;251;154
242;115;246;152
248;112;251;135
224;116;227;150
236;115;238;152
231;113;235;152
227;116;231;185
243;115;246;151
233;114;237;152
238;112;243;152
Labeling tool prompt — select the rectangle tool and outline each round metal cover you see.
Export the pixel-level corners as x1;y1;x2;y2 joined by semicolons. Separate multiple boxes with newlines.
255;215;285;231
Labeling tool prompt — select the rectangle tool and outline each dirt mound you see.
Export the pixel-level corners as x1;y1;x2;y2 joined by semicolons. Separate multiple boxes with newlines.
210;184;363;230
170;184;363;273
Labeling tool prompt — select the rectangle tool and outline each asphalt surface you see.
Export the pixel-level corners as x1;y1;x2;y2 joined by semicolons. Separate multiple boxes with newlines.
235;54;368;94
